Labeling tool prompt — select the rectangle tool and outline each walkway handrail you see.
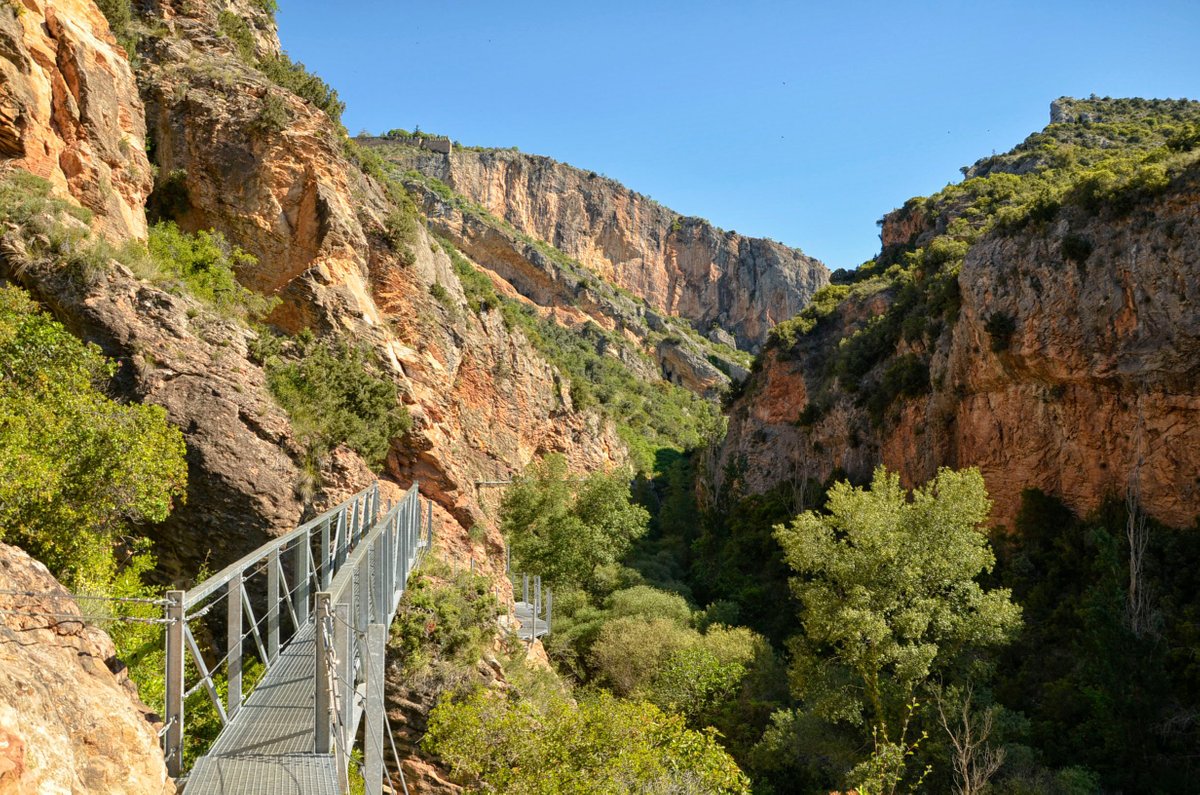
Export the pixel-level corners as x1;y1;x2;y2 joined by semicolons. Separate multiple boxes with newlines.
315;482;432;792
163;483;383;778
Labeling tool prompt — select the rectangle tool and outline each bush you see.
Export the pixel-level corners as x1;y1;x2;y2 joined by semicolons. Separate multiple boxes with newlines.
259;52;345;128
217;10;256;63
251;92;291;134
606;585;693;626
389;567;498;679
501;454;649;591
144;222;278;319
0;285;187;586
95;0;138;59
0;170;119;286
261;332;411;468
428;281;452;307
425;688;751;794
589;616;699;695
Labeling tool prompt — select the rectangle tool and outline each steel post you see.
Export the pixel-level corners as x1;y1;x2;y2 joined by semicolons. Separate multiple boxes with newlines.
164;590;185;778
227;574;242;717
334;600;352;794
364;623;386;794
314;592;332;754
295;534;311;626
267;547;280;661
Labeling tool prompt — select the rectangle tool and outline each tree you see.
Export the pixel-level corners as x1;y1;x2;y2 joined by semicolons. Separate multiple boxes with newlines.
424;686;751;794
0;285;188;587
774;467;1021;792
501;454;649;589
933;682;1006;795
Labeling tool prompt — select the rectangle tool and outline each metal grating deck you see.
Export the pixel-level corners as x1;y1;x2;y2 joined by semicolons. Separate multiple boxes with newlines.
514;601;548;639
186;624;339;794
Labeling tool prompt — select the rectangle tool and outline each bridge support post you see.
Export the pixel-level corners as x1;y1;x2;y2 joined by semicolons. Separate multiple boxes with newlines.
364;623;386;795
227;574;243;718
314;591;332;754
296;535;311;626
268;547;280;661
164;589;185;778
321;517;332;589
334;600;352;793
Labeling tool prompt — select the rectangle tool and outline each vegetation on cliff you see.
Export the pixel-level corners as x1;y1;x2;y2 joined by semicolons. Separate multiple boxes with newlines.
436;235;725;471
766;97;1200;428
0;284;186;588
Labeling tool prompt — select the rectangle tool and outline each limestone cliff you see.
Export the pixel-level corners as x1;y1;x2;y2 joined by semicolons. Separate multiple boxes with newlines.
127;0;624;553
716;98;1200;529
0;0;152;240
0;542;174;794
370;140;829;352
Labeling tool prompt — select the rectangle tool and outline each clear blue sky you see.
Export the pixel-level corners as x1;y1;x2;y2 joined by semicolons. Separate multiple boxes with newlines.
276;1;1199;270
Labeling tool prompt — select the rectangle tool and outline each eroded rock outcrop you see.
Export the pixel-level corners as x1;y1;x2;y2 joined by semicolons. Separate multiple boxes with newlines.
0;542;174;794
372;141;829;351
130;1;625;545
0;0;152;240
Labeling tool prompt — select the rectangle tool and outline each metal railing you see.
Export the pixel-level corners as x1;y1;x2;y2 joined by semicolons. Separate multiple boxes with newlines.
513;572;552;640
315;482;431;792
162;483;407;776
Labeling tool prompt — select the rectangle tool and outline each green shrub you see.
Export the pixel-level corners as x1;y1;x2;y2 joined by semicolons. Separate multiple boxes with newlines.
259;52;345;128
425;687;750;793
606;585;693;625
389;567;498;678
0;171;121;286
589;616;700;696
501;454;649;590
0;285;187;586
648;645;745;721
217;10;256;63
260;332;411;468
95;0;138;59
251;92;291;134
384;208;419;263
144;222;278;319
428;281;452;307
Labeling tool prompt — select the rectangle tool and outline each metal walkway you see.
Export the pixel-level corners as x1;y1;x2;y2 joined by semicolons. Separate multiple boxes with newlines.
163;483;434;794
513;573;551;640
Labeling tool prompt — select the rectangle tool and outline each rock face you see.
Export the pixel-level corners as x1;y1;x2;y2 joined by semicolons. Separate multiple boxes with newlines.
0;0;152;240
373;142;829;351
0;543;174;794
716;164;1200;529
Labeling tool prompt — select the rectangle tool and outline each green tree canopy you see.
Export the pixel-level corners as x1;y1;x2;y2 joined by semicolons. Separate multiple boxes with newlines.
425;686;750;794
0;285;187;587
775;467;1021;790
501;454;649;590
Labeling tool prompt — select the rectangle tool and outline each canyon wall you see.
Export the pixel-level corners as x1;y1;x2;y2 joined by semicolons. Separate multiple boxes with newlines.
376;142;829;351
717;133;1200;528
